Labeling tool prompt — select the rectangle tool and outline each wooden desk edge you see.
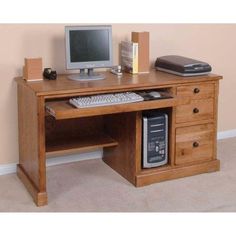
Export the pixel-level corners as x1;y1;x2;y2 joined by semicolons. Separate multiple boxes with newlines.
14;72;223;97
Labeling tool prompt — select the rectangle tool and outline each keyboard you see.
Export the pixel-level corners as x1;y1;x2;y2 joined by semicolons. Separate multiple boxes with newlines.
69;92;144;108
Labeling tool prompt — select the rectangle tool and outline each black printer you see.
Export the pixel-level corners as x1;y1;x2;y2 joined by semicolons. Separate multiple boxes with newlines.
155;55;212;76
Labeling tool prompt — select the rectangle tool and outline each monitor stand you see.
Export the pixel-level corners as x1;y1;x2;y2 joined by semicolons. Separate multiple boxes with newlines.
67;69;105;81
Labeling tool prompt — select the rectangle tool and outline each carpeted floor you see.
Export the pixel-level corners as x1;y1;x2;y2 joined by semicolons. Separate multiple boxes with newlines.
0;137;236;212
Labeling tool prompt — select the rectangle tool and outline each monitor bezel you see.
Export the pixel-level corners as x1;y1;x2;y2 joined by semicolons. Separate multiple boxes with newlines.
65;25;113;70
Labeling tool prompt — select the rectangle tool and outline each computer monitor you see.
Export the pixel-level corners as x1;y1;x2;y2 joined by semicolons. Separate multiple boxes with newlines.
65;25;113;81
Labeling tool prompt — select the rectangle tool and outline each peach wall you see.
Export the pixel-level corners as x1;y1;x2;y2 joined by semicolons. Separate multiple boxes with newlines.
0;24;234;164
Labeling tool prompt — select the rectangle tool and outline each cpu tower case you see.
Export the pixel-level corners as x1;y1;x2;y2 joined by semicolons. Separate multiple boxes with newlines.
142;112;168;168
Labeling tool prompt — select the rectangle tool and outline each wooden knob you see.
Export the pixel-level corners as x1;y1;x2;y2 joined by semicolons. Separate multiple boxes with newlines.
193;142;199;148
193;108;199;113
194;88;200;94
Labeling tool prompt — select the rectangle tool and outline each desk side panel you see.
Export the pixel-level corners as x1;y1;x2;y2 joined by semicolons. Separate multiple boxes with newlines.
103;112;138;185
213;80;219;160
17;84;46;192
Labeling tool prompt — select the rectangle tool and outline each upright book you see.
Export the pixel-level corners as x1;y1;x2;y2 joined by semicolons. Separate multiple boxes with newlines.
132;32;150;73
121;41;138;74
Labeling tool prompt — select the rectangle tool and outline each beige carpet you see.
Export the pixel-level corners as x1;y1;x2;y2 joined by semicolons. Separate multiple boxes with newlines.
0;137;236;212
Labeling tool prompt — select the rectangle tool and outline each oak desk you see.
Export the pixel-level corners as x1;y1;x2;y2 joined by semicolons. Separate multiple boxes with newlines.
15;70;222;206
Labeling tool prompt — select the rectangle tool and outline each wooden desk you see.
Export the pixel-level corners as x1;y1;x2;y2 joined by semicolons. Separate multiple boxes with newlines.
15;70;222;206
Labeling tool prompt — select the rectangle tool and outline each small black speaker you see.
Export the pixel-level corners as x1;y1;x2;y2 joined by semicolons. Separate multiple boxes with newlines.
43;68;57;80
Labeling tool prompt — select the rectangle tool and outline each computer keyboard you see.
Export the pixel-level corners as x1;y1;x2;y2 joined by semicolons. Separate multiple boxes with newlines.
69;92;144;108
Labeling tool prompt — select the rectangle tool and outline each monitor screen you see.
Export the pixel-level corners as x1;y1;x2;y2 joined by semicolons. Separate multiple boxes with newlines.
65;25;113;70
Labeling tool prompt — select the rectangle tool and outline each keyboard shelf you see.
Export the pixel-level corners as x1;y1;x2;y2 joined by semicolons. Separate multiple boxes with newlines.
46;97;183;120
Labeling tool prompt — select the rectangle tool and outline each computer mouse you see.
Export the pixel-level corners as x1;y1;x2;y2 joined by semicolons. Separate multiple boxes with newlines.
149;91;161;98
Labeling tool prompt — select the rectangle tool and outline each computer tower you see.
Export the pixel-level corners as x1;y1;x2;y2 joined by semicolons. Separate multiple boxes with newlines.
143;112;168;168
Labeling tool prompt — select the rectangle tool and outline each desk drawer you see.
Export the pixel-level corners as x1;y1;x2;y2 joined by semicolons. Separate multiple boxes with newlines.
176;98;214;123
175;124;214;165
177;83;214;99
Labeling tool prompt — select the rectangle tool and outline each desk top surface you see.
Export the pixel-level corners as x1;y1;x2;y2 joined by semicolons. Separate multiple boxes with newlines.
15;70;222;97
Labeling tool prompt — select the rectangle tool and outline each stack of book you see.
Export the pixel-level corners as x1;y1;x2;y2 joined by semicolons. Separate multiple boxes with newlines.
121;41;138;74
121;32;150;74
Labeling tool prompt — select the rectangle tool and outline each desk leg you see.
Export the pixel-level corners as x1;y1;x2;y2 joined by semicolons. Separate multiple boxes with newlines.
17;85;47;206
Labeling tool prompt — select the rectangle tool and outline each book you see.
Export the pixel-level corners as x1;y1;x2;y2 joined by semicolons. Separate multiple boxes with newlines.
121;41;138;74
132;32;150;73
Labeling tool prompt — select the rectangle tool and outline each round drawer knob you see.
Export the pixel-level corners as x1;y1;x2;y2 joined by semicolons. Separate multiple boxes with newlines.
194;88;200;94
193;108;199;113
193;142;199;148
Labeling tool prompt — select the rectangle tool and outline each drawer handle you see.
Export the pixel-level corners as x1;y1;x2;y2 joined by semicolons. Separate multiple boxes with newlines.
194;88;200;94
193;142;199;148
193;108;199;113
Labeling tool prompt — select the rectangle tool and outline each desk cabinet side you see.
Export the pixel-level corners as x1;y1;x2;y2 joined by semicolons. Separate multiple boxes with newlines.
16;84;47;206
103;112;140;185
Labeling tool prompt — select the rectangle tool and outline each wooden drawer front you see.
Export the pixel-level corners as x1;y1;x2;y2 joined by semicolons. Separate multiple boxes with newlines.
176;98;214;123
177;83;214;99
175;124;214;165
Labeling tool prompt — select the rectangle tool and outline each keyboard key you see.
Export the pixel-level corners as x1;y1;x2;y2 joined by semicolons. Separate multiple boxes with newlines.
69;92;144;108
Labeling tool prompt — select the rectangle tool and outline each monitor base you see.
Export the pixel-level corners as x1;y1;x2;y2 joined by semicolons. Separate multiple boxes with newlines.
67;68;105;81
